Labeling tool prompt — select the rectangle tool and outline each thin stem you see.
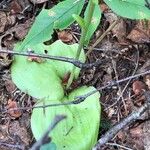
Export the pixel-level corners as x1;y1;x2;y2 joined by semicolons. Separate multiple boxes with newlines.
86;20;118;56
0;49;105;68
66;0;96;89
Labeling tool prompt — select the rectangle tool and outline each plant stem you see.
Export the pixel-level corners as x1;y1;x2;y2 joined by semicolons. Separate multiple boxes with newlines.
86;20;118;56
66;0;95;89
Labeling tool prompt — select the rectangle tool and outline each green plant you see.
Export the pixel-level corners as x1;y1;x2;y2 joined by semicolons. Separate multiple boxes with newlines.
104;0;150;19
11;0;150;149
11;0;101;149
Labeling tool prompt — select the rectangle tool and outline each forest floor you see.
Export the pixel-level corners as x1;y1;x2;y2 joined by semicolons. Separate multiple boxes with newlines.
0;0;150;150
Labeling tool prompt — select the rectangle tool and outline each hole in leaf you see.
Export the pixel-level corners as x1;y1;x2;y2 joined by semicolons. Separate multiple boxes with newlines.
44;50;48;54
43;31;58;45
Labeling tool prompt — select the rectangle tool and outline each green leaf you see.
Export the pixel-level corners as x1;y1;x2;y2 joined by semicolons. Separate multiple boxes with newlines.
104;0;150;19
72;14;85;29
84;2;101;45
54;0;85;29
31;86;101;150
11;53;64;100
40;142;57;150
11;40;85;99
92;0;98;5
20;0;85;50
45;40;86;79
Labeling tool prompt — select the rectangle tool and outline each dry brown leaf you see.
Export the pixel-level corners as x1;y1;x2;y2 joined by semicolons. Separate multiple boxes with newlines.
1;18;33;49
62;72;71;85
100;3;109;12
127;29;149;43
117;131;126;141
127;21;150;43
0;11;7;33
5;80;16;94
27;56;45;63
0;52;12;67
132;80;146;95
58;31;73;42
111;19;127;43
137;95;146;106
10;0;22;14
14;19;34;40
130;126;143;138
7;99;22;118
104;13;127;43
145;75;150;89
137;60;150;74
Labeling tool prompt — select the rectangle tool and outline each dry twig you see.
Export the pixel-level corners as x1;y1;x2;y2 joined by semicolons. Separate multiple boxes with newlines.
0;49;105;68
0;141;24;150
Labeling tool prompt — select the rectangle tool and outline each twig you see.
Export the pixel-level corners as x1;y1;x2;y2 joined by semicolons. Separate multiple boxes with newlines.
106;142;133;150
30;115;66;150
0;141;24;150
86;20;118;56
0;49;105;68
92;91;150;150
111;55;127;116
105;50;139;111
78;69;150;102
1;70;150;113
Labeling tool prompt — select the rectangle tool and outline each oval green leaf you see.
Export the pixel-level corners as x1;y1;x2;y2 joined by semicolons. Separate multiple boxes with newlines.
11;40;85;99
31;86;101;150
104;0;150;19
20;0;85;50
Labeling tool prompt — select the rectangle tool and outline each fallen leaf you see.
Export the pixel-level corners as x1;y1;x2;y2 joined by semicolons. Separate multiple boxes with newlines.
135;95;145;106
117;131;126;141
27;56;45;63
10;0;22;14
136;60;150;74
0;52;12;68
111;19;127;43
0;11;7;33
127;28;150;43
5;79;16;94
7;99;22;118
104;12;127;43
127;21;150;43
14;19;34;40
145;75;150;89
58;31;73;42
9;120;31;145
6;15;16;26
1;18;33;48
100;3;109;12
132;80;146;95
130;126;143;138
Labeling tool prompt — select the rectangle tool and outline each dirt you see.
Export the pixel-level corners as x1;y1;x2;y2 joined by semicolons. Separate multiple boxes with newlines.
0;0;150;150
